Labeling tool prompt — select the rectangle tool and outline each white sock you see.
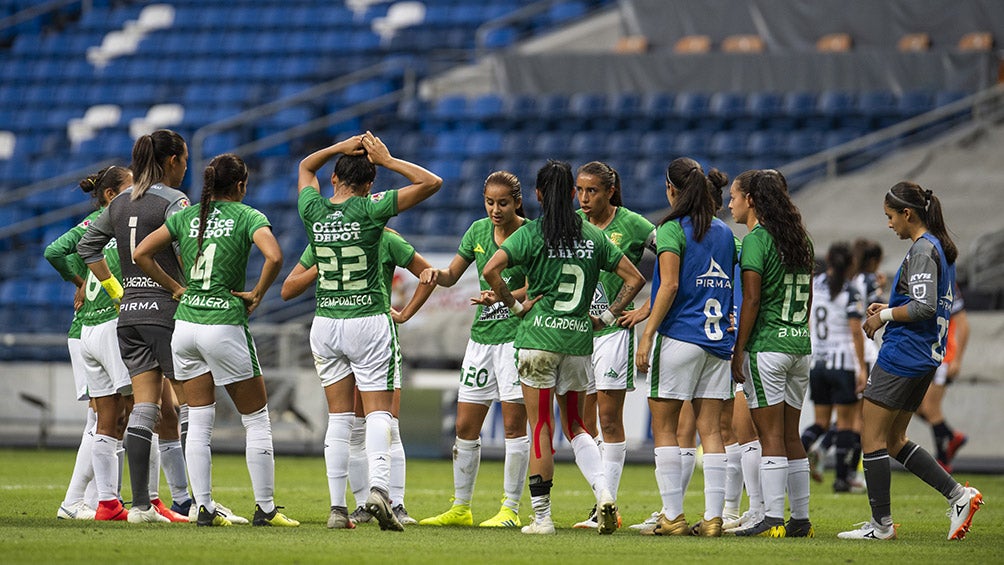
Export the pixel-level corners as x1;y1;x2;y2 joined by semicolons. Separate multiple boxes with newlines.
654;446;683;518
389;417;406;507
787;457;810;520
680;447;697;493
365;411;393;494
760;455;788;520
324;413;354;508
503;436;529;510
347;416;368;507
571;432;606;501
159;439;191;506
63;408;96;506
84;478;97;510
453;437;481;505
243;406;275;513
702;453;728;520
740;440;764;513
602;440;626;502
148;433;161;499
186;405;215;512
92;434;119;502
724;442;743;513
116;440;125;499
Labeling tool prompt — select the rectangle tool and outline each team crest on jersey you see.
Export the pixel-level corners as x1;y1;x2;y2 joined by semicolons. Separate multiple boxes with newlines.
80;219;91;228
326;211;344;220
911;283;927;300
609;232;623;246
178;198;190;208
370;192;386;202
473;243;486;254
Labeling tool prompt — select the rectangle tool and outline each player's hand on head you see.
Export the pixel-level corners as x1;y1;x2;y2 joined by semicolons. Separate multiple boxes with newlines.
337;135;365;156
363;131;390;165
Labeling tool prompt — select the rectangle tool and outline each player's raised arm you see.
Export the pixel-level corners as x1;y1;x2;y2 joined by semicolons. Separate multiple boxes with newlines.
297;135;365;193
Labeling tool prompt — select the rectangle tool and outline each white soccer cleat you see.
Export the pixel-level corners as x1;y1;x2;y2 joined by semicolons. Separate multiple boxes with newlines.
723;508;763;532
572;505;598;529
57;500;96;520
837;520;896;540
127;506;171;523
629;511;660;532
188;500;249;524
947;484;984;541
521;515;556;535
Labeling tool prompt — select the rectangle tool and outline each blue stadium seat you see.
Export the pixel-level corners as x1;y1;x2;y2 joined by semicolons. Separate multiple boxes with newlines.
532;132;572;159
708;92;746;123
672;131;711;159
709;131;747;159
896;89;935;120
548;1;587;25
569;131;606;158
467;131;503;158
735;91;782;131
568;93;607;119
464;94;504;124
639;132;675;157
605;131;643;158
809;90;856;130
783;130;824;159
745;131;786;159
432;131;468;157
672;91;711;125
855;90;898;128
779;91;817;129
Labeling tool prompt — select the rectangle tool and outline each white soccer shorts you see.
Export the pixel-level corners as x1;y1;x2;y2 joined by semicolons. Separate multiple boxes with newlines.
310;314;397;392
742;351;811;410
172;320;261;386
80;319;132;398
649;336;731;401
517;348;591;396
588;328;636;394
458;340;523;405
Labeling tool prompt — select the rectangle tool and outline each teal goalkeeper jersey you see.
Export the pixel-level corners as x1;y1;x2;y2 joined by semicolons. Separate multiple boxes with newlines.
577;206;654;337
457;218;527;345
297;228;416;312
298;187;398;319
740;224;812;355
501;219;624;356
44;210;102;337
165;201;271;326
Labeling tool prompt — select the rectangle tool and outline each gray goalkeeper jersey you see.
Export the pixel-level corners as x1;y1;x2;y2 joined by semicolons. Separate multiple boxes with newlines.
77;183;190;328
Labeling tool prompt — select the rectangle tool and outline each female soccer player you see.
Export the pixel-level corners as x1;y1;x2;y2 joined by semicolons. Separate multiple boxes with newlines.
728;169;814;538
45;167;133;521
419;171;531;529
635;158;735;537
838;182;982;541
281;226;436;527
482;160;645;535
77;129;194;523
298;132;440;531
800;242;868;494
572;161;655;529
134;153;298;527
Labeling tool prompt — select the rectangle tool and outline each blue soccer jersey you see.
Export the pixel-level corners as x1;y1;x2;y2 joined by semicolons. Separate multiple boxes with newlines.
651;217;738;359
877;232;955;377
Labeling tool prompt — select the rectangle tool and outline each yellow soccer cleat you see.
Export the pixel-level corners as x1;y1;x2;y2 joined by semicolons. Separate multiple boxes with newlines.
252;504;300;527
479;504;521;528
419;502;473;526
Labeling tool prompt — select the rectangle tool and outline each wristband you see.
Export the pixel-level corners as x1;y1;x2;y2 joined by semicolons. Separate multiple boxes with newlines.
879;308;894;322
508;301;524;315
100;276;124;304
599;309;617;326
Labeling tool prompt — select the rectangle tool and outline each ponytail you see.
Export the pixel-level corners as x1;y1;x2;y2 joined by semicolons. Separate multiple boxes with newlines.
825;241;853;300
537;160;581;252
885;182;957;264
130;129;186;200
80;165;130;208
197;165;216;259
659;157;720;241
196;153;249;259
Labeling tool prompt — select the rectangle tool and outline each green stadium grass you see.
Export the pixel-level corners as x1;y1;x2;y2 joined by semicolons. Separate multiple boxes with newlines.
0;448;998;564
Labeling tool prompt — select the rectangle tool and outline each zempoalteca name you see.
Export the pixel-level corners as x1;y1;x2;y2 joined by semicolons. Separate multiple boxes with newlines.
319;294;373;308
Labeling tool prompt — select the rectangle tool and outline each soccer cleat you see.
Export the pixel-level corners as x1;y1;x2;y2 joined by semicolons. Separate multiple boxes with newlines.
597;496;618;535
327;506;356;529
947;484;983;541
785;518;815;538
349;505;372;524
214;502;249;525
151;498;189;522
365;488;404;531
252;504;300;527
419;502;473;526
128;505;171;523
722;508;740;523
170;498;193;517
733;517;785;537
807;446;824;483
652;513;690;536
837;520;896;540
94;499;128;521
196;505;232;527
392;504;418;526
723;509;764;532
629;511;660;533
573;505;598;529
695;517;724;537
945;432;968;466
521;515;556;535
833;478;867;494
479;504;521;527
57;500;96;520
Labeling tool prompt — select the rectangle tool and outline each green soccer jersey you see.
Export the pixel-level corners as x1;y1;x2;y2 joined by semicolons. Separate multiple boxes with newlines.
165;201;271;326
78;237;122;327
501;219;624;356
298;188;399;319
577;207;654;337
44;210;102;338
297;228;416;311
458;218;528;345
740;224;812;355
